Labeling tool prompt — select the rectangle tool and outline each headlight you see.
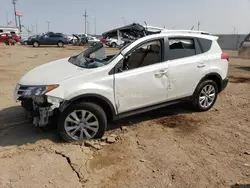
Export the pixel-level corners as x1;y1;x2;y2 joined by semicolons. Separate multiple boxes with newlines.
22;85;59;96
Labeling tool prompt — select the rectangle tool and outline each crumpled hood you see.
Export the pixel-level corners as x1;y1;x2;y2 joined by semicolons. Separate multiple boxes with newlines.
18;57;85;85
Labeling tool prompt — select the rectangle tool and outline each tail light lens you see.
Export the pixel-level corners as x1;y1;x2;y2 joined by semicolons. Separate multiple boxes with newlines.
221;53;229;62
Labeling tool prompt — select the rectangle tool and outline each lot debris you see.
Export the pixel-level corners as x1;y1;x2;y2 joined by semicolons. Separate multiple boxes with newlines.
120;126;128;132
107;136;116;143
101;136;107;141
84;140;102;150
244;151;250;155
100;142;107;146
83;134;119;149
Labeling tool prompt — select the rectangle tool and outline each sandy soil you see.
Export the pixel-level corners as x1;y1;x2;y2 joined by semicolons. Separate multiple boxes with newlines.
0;44;250;188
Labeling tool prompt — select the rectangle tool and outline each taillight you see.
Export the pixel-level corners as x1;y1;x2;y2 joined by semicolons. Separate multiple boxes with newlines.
221;53;229;62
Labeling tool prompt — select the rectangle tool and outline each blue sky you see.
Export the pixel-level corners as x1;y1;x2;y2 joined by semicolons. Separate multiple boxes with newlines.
0;0;250;34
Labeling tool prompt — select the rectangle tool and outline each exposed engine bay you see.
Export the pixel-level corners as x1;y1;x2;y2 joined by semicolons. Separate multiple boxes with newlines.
15;85;64;127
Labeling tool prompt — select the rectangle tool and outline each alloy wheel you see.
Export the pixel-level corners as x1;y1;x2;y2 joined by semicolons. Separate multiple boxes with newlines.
199;84;216;108
64;110;99;140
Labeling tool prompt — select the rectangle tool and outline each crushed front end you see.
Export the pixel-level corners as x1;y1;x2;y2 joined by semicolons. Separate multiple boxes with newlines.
14;84;64;127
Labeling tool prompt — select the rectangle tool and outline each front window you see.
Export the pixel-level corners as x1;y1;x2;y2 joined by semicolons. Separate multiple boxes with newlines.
121;39;163;70
68;43;119;69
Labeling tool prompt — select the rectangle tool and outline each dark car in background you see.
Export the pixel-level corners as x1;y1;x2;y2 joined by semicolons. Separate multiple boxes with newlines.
20;35;40;45
27;32;70;47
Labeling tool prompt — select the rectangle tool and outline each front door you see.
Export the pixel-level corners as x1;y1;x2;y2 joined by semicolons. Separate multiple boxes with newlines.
114;38;169;113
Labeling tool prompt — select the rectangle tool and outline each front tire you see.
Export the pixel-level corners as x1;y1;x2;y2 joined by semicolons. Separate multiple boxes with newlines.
58;102;107;142
111;42;117;48
33;41;39;47
192;80;218;112
57;41;64;47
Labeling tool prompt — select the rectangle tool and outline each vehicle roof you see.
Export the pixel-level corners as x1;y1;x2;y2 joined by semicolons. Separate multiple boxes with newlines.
121;32;218;55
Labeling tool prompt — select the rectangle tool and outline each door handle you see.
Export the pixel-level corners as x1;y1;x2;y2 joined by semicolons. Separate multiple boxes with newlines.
197;63;206;68
155;69;168;77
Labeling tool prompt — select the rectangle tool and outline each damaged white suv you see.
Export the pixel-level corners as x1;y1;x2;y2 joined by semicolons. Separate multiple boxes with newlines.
14;30;229;142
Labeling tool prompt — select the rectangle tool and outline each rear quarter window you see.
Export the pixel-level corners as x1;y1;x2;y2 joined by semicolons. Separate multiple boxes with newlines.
198;38;212;53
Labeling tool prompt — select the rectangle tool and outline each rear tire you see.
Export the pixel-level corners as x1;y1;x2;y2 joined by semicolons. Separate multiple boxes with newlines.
192;80;218;112
58;102;107;142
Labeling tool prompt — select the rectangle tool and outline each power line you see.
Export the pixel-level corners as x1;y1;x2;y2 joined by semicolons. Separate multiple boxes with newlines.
83;10;88;34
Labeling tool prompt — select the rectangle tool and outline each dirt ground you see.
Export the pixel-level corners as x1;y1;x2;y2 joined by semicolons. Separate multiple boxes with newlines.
0;44;250;188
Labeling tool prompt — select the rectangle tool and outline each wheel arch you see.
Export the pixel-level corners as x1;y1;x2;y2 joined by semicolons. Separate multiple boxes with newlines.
63;94;116;122
32;40;40;44
197;73;223;93
57;40;64;44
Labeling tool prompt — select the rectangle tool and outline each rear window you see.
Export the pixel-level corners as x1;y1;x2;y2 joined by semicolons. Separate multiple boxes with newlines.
168;38;196;60
198;38;212;53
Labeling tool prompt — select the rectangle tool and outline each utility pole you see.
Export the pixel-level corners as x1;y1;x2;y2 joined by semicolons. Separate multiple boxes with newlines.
198;21;200;31
12;0;18;27
6;12;9;25
232;26;237;34
94;17;96;36
87;21;90;34
83;10;88;34
47;21;50;32
17;14;22;32
31;24;35;34
36;23;38;34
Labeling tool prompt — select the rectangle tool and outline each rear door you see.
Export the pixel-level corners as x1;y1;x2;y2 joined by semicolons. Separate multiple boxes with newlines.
167;37;209;100
51;34;62;45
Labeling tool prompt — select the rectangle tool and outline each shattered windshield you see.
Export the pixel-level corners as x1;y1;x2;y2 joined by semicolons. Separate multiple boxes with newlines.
68;43;118;69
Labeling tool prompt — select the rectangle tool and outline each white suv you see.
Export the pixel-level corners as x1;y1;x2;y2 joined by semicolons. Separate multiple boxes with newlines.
14;31;229;142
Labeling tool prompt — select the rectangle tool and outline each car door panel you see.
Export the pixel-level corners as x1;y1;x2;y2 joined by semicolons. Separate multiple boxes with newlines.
165;37;209;100
167;54;209;100
114;62;169;113
39;36;47;45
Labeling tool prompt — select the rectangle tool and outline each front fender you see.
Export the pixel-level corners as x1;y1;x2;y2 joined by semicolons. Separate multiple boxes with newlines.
47;82;115;109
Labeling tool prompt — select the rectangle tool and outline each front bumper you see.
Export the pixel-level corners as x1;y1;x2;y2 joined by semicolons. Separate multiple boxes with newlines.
221;77;229;91
14;84;63;127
